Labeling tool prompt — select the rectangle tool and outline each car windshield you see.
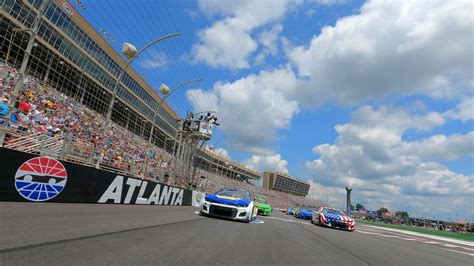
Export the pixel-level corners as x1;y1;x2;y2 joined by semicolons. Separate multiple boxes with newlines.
215;189;250;200
301;208;313;212
323;209;344;216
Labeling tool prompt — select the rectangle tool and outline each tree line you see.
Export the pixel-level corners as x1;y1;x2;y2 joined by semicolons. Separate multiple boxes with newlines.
352;203;409;218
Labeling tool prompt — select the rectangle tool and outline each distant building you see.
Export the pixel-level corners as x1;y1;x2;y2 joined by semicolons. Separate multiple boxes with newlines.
262;172;310;196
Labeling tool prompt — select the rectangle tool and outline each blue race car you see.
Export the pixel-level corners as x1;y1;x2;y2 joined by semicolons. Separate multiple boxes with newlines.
200;188;258;223
296;207;313;219
287;207;296;215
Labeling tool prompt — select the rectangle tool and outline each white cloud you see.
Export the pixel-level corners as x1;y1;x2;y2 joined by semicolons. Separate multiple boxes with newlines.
193;0;289;69
185;9;200;21
305;9;317;17
307;181;344;208
310;0;346;6
254;50;270;66
444;98;474;122
306;105;474;219
185;88;218;113
254;24;284;65
187;68;300;154
244;153;288;173
139;51;169;69
287;0;474;106
403;132;474;161
192;21;258;69
259;24;283;55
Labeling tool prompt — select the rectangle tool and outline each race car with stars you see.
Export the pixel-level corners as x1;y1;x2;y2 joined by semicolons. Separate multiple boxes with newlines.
311;207;356;231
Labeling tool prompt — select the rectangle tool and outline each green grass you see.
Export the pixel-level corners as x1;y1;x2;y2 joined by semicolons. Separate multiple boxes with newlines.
358;221;474;242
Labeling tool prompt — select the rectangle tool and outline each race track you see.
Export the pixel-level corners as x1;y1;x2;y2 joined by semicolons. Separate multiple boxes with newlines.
1;202;472;265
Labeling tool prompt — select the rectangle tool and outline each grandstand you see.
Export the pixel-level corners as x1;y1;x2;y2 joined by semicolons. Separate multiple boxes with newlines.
0;0;322;208
0;0;258;182
263;172;310;197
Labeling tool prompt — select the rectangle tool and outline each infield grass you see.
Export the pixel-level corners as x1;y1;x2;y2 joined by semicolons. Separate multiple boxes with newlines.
358;221;474;242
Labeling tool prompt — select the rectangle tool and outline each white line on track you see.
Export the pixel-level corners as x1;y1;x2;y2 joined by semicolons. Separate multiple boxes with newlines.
422;241;440;244
441;248;474;257
441;244;474;252
359;225;474;247
357;229;474;256
261;216;312;225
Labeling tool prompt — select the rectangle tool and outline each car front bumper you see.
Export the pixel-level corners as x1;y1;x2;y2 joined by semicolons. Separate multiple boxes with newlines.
324;221;355;231
257;207;272;216
299;213;312;219
200;200;252;221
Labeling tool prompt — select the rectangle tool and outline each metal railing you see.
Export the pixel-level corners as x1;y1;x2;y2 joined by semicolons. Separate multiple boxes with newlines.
4;130;65;157
2;128;176;182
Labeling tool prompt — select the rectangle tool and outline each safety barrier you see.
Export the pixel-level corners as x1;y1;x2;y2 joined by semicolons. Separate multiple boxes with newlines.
0;147;192;205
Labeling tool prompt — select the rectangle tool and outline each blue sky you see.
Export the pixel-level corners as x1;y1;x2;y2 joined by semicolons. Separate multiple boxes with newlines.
73;0;473;221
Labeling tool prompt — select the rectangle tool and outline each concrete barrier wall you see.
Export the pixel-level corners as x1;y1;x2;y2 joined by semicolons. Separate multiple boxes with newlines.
0;148;192;206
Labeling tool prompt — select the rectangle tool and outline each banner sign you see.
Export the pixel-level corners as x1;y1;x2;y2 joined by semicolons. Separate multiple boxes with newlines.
0;148;192;206
367;210;377;215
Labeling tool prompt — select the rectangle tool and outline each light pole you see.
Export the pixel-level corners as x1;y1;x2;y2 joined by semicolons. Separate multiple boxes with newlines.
146;78;202;185
148;78;203;145
96;33;181;167
0;0;51;147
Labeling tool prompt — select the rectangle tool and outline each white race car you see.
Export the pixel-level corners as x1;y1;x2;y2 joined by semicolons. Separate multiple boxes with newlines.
200;188;258;223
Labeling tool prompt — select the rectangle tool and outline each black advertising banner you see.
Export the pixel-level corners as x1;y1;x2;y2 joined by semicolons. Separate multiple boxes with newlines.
0;148;192;206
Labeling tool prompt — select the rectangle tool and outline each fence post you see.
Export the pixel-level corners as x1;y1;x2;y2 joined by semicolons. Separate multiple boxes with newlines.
59;131;69;160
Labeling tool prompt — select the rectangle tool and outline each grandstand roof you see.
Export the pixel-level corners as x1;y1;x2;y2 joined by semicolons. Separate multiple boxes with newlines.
266;171;309;184
51;0;178;119
202;148;260;177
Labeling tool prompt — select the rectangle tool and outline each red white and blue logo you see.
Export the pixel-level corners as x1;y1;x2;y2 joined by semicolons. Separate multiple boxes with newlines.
14;157;68;202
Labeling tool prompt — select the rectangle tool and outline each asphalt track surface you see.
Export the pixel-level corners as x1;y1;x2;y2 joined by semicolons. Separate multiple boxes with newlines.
1;202;472;265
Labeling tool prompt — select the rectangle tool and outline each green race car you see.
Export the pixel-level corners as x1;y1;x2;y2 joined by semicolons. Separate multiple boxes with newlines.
294;208;300;218
254;198;272;216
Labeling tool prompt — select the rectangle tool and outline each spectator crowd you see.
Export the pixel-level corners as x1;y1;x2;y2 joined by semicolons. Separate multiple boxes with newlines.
0;61;325;208
0;62;173;181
